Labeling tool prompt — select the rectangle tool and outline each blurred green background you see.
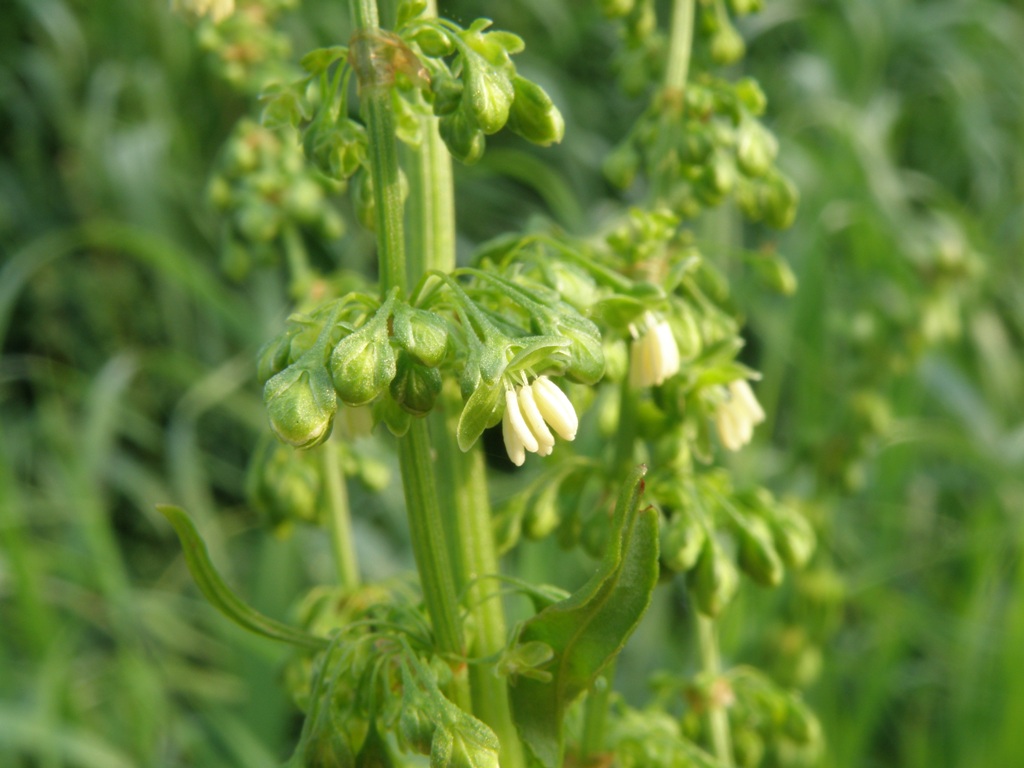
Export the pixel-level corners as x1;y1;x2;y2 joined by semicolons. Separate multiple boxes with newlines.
1;0;1022;766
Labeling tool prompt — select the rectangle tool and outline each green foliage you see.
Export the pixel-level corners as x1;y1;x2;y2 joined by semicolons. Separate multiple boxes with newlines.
509;466;660;767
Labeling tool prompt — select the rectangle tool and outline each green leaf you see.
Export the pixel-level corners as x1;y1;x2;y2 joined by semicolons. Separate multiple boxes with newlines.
157;505;327;651
508;465;659;768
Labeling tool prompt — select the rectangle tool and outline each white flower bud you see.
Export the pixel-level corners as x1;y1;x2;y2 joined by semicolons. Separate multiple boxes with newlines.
531;377;578;442
500;377;579;466
629;312;681;388
715;380;766;451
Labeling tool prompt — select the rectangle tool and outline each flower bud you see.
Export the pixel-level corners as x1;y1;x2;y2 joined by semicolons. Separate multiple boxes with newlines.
398;707;436;756
409;26;454;57
440;109;486;165
762;171;799;229
391;306;449;367
524;482;561;539
247;437;322;529
264;364;337;449
711;23;746;65
770;505;816;569
506;75;565;147
329;324;397;406
389;353;442;416
736;120;778;178
735;77;767;116
661;507;707;573
688;538;739;617
737;514;785;587
463;52;514;135
557;316;605;385
599;0;635;18
431;73;465;116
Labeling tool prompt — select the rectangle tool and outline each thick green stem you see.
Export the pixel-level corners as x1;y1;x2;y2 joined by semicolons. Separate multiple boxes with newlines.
351;0;467;708
579;665;614;760
403;1;524;758
665;0;695;93
698;614;734;766
321;438;359;590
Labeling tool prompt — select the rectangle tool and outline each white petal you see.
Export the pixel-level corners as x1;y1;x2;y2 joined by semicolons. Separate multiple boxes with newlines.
502;404;526;466
731;380;765;425
518;384;555;453
505;388;539;453
629;339;645;388
654;321;681;380
649;325;666;385
532;377;578;441
715;407;744;452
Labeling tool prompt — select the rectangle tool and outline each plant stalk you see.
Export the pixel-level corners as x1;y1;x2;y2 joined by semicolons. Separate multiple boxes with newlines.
665;0;696;94
698;614;734;766
321;437;360;590
350;0;468;707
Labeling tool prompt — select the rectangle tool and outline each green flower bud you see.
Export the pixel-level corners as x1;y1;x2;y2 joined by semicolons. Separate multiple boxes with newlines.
264;363;337;449
735;77;767;116
440;109;486;165
304;119;367;181
392;306;449;367
678;121;714;166
462;50;514;135
248;437;322;529
410;26;455;58
770;505;816;569
329;324;397;406
398;707;436;755
282;177;325;223
762;171;799;229
697;152;736;205
506;75;565;147
661;507;706;573
736;119;778;178
524;483;561;540
372;393;412;437
688;538;739;617
710;23;746;65
737;514;785;587
389;353;442;416
729;0;763;16
235;199;282;242
599;0;635;18
750;250;798;295
431;73;465;117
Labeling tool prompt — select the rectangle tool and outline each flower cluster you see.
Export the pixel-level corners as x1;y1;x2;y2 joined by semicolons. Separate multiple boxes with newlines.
628;312;681;388
715;380;766;451
501;376;579;466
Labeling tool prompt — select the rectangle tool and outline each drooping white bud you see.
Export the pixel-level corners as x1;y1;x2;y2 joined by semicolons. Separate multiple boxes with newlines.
518;384;556;456
629;312;681;388
715;380;766;451
531;376;578;441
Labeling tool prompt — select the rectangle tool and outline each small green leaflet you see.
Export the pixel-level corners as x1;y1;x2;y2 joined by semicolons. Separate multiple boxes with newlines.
157;505;327;651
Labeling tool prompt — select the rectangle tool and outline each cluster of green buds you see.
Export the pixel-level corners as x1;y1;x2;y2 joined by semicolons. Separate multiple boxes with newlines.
680;667;823;768
652;471;816;616
207;118;343;278
392;1;566;162
278;587;501;768
606;75;797;226
186;0;299;92
598;0;665;97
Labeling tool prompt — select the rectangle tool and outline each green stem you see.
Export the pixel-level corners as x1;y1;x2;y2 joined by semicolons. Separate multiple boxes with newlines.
405;2;524;759
698;614;734;766
351;0;468;708
321;437;360;590
579;665;615;759
665;0;696;94
437;387;527;768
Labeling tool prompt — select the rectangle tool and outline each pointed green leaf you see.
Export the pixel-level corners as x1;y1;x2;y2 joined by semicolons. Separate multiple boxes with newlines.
508;466;660;767
157;505;327;651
